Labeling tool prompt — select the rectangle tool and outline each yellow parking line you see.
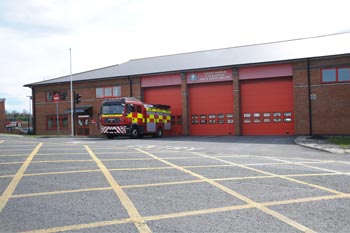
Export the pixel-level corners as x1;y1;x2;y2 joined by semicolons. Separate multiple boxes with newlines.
24;169;101;177
0;161;24;165
0;154;31;157
194;152;344;195
85;145;151;233
0;142;43;213
261;156;346;174
137;149;316;233
108;166;173;171
12;187;113;198
263;193;350;207
30;159;93;163
23;192;350;233
144;204;253;221
21;218;133;233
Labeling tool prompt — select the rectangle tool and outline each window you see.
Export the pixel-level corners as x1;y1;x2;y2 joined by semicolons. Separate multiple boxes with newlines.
338;68;350;82
46;90;67;102
96;86;121;98
322;68;350;83
47;115;68;130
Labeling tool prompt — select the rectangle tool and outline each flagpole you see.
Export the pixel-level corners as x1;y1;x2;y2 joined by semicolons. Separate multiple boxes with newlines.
70;48;74;136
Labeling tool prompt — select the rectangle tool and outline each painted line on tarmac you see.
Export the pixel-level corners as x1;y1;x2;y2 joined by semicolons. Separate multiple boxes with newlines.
194;152;344;195
85;145;151;233
21;218;133;233
0;140;4;144
11;187;113;198
0;154;33;157
144;203;253;221
0;142;43;213
23;192;350;233
263;193;350;207
137;149;316;233
260;156;349;175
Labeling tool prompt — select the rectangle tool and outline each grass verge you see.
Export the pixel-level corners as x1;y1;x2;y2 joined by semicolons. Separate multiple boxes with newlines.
328;136;350;149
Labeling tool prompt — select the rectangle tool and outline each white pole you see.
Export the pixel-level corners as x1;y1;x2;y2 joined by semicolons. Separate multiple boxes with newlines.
70;48;74;136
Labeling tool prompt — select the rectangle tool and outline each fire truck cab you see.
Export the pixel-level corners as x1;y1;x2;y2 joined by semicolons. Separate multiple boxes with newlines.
99;97;171;139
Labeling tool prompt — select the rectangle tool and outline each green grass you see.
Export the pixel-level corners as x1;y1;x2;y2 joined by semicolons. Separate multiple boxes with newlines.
328;137;350;149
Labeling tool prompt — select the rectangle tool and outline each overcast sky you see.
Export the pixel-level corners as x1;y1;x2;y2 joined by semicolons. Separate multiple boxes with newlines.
0;0;349;112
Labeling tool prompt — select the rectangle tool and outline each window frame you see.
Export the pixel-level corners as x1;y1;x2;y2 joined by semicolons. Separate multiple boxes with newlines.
321;67;350;84
96;86;121;98
46;90;68;102
46;115;69;130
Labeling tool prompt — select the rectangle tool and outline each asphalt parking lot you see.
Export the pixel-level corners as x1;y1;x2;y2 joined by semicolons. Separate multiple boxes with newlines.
0;135;350;233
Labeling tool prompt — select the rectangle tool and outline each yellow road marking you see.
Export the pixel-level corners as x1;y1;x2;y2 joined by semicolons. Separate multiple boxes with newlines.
21;192;350;233
194;152;344;195
0;161;26;165
263;193;350;206
22;218;133;233
30;159;93;163
144;204;253;221
24;169;101;177
137;149;316;233
261;156;347;175
0;154;31;157
0;140;4;144
12;187;113;198
0;142;43;213
85;145;151;233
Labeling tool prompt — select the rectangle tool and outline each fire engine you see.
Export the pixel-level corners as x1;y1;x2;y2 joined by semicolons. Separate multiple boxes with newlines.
99;97;171;139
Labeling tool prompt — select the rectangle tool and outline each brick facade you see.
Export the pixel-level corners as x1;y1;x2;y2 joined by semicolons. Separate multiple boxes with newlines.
31;55;350;136
0;99;5;133
293;56;350;135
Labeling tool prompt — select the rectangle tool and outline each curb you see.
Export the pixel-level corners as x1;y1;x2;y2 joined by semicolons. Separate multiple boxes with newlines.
294;136;350;155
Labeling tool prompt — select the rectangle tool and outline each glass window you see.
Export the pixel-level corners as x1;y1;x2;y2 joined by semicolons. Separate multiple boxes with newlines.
322;69;336;82
96;86;121;98
113;86;121;96
46;90;67;102
96;88;104;98
104;87;112;97
338;68;350;82
47;115;68;130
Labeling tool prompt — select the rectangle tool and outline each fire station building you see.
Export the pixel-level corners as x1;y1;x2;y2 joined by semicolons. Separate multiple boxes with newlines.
25;33;350;137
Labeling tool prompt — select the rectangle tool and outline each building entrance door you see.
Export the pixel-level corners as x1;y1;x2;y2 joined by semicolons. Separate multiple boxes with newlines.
77;115;89;136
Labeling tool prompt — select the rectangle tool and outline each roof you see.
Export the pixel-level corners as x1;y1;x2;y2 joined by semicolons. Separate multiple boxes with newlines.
25;32;350;87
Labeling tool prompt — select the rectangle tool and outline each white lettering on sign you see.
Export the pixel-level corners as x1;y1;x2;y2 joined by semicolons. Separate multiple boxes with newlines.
187;69;232;83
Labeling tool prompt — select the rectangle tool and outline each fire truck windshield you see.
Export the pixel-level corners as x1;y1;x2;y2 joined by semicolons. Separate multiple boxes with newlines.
101;102;124;114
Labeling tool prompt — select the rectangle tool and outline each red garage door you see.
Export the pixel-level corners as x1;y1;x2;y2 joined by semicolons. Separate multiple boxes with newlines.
241;77;294;135
189;82;234;136
143;86;182;135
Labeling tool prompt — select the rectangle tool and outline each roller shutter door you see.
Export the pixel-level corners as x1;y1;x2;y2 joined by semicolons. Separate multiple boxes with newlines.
143;86;182;135
241;77;294;135
189;82;234;136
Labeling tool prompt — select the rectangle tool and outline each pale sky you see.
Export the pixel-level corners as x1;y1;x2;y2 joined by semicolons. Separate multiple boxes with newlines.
0;0;349;112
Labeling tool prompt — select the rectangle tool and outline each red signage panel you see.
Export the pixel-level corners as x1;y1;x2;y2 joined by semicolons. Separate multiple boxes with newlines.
239;63;293;80
187;69;233;84
141;73;181;87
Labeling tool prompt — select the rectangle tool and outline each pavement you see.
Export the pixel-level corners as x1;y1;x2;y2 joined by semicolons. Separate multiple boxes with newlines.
295;136;350;155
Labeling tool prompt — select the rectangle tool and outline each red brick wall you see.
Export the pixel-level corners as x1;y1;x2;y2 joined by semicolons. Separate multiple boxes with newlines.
33;77;138;136
0;99;5;133
293;55;350;135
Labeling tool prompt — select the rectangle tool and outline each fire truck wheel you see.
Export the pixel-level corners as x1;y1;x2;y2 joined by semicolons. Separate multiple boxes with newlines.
130;126;139;139
106;135;115;139
153;127;163;138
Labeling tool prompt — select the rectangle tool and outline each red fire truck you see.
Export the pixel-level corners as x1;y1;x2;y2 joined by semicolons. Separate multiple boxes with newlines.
99;97;171;139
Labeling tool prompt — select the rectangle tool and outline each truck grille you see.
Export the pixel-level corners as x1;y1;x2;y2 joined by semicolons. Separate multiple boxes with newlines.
104;118;120;124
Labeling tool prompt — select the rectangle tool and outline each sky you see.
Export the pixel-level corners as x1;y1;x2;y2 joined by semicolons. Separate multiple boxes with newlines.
0;0;349;113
